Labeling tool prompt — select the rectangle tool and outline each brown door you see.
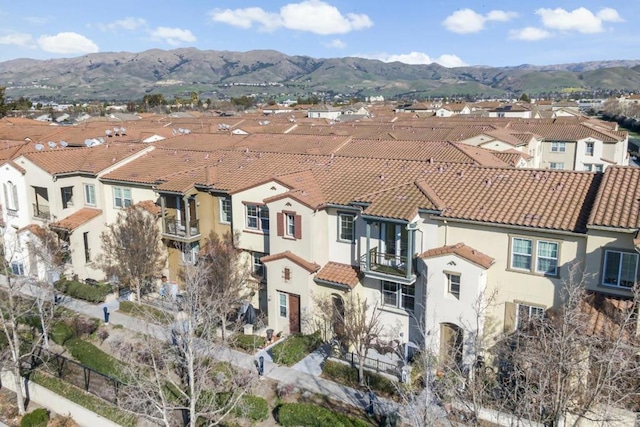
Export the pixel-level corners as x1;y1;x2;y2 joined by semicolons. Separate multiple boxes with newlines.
289;294;301;334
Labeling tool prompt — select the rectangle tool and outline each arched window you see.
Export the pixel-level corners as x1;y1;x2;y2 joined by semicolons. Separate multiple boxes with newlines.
3;181;19;211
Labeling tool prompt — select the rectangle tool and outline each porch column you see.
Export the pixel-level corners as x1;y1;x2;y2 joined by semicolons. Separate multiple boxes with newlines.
406;226;414;280
183;195;191;238
365;220;371;271
160;196;166;233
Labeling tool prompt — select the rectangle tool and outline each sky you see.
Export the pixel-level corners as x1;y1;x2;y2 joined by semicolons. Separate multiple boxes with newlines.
0;1;638;67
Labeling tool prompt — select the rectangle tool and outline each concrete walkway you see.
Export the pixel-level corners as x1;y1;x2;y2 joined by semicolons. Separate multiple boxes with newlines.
2;277;398;416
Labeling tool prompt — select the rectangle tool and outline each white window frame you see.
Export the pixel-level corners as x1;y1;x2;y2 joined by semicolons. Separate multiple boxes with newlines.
447;273;461;299
602;250;639;288
279;292;288;317
113;186;132;208
4;181;19;211
516;303;545;329
381;280;414;310
11;261;24;276
252;251;265;279
551;141;566;152
510;237;559;277
181;241;200;265
245;204;269;233
549;162;564;170
84;183;96;206
219;197;232;224
61;186;74;208
338;213;355;242
585;142;594;156
285;213;295;237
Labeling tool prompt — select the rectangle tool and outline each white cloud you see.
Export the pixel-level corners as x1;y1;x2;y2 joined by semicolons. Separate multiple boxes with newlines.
442;8;517;34
509;27;552;41
359;51;467;68
535;7;623;34
149;27;197;46
210;0;372;35
23;16;51;25
0;32;34;47
98;17;148;32
37;32;99;54
324;39;346;49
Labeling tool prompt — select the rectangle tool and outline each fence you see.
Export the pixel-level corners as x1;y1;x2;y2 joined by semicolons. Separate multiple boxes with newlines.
27;345;125;405
336;351;402;377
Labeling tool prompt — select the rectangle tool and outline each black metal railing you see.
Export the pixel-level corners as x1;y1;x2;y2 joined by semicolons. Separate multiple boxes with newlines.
360;247;408;277
32;203;51;219
164;218;200;238
335;350;401;376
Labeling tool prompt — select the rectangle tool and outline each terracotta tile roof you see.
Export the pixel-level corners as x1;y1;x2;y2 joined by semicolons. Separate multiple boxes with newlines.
135;200;161;215
155;165;218;193
419;243;494;269
314;262;360;289
588;166;640;229
51;208;102;231
508;123;625;143
21;142;149;176
354;181;440;221
492;150;531;167
263;169;326;209
580;292;636;340
260;251;320;273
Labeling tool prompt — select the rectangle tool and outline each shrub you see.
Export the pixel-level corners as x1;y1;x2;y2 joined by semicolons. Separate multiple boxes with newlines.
231;334;266;353
55;279;111;303
276;403;369;427
70;317;99;338
65;338;123;379
50;321;75;345
272;332;323;366
236;394;268;421
20;408;49;427
119;301;172;323
322;360;396;398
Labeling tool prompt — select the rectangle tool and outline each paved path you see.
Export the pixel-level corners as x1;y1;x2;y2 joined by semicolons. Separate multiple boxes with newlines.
292;343;330;376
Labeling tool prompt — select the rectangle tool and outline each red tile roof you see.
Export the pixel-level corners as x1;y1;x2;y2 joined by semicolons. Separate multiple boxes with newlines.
420;243;494;269
260;251;320;273
51;208;102;231
315;262;360;289
588;166;640;229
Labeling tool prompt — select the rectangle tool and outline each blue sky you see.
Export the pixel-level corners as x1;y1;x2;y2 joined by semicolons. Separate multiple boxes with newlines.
0;1;638;67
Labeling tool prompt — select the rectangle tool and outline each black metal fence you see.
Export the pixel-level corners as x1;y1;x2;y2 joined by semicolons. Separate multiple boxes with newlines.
28;345;124;404
335;351;402;377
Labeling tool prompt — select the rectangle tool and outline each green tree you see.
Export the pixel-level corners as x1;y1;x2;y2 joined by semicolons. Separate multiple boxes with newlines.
0;86;7;118
519;93;531;103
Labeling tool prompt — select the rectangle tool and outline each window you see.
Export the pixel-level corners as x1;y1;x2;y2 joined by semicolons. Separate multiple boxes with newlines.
3;181;19;211
510;237;559;276
286;213;295;237
381;281;414;310
182;241;200;264
61;186;73;209
602;250;638;288
83;232;91;263
549;162;564;170
84;184;96;206
252;252;265;279
447;273;461;299
245;204;269;232
113;187;132;208
338;213;355;242
279;293;287;317
551;142;566;152
585;142;594;156
516;303;545;329
219;197;231;224
11;262;24;276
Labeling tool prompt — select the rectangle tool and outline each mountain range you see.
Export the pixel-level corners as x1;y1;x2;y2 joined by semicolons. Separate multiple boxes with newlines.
1;48;639;102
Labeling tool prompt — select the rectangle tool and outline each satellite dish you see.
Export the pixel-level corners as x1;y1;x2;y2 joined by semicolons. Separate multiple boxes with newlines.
47;141;57;148
59;140;69;147
84;139;93;147
183;129;191;134
105;129;112;136
98;137;105;143
120;127;126;134
172;129;178;135
34;143;44;151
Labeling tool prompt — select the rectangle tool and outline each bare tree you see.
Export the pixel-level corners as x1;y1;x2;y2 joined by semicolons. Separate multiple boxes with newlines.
115;257;254;426
317;293;385;386
198;231;253;343
98;206;166;302
497;266;640;426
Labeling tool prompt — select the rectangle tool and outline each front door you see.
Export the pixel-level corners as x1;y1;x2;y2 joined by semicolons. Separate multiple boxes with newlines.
288;294;301;334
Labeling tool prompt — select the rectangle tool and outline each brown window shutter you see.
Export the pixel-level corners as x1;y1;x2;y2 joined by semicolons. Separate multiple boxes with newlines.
294;214;302;239
503;302;517;333
277;212;284;236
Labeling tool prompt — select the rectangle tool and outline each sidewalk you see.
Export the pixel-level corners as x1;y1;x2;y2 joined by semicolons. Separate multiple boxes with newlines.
3;277;397;415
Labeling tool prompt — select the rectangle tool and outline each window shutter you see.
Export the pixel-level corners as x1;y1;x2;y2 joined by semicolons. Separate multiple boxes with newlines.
277;212;284;236
294;214;302;239
3;183;8;209
503;302;517;333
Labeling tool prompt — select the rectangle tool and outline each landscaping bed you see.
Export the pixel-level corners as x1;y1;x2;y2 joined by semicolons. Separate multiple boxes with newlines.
322;360;397;398
231;333;267;354
271;332;322;366
54;279;112;303
118;300;173;324
276;402;371;427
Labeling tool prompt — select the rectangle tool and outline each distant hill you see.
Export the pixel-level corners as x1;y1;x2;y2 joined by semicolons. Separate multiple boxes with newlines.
1;48;639;101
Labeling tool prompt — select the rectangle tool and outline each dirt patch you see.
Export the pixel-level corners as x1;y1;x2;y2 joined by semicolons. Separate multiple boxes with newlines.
0;387;76;427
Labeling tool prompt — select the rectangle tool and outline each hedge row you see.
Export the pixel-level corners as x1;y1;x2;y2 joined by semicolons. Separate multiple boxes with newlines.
55;279;112;303
277;402;370;427
322;360;397;397
272;332;323;366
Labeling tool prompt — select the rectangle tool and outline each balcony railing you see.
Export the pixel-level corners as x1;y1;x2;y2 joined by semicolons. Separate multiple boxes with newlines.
360;247;408;277
32;203;51;220
164;218;200;238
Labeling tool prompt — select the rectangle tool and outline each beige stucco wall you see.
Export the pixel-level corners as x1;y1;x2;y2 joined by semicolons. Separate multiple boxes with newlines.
584;227;637;298
541;141;577;170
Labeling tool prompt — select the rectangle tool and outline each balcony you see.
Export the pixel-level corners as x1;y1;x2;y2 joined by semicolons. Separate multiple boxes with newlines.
163;218;200;241
360;247;416;285
33;203;51;220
